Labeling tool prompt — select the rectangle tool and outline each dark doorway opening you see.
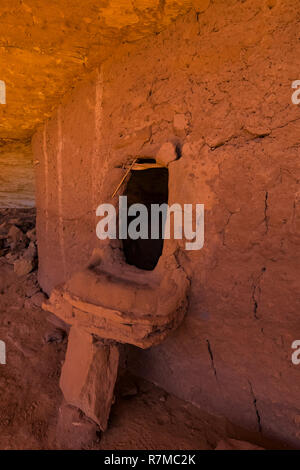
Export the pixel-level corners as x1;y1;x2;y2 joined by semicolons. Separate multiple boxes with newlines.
122;167;169;271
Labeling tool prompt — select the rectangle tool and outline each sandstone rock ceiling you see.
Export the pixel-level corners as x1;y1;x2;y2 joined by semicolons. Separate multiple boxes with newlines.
0;0;208;144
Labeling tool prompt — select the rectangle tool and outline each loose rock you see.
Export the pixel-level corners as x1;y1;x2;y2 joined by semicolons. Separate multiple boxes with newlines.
14;258;34;276
7;225;27;251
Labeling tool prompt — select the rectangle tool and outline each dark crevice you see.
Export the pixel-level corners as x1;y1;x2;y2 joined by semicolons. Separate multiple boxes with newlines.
251;267;266;320
255;133;270;140
136;158;156;164
206;340;217;380
175;142;182;160
248;380;262;433
264;191;269;233
253;299;258;318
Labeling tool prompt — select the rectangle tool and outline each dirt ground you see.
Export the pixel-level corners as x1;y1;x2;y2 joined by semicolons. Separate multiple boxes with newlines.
0;209;289;450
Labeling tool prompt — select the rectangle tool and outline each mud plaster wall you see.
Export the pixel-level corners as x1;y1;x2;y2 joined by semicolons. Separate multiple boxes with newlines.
32;1;300;447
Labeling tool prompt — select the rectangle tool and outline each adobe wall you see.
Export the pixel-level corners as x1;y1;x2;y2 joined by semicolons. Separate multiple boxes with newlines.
32;0;300;446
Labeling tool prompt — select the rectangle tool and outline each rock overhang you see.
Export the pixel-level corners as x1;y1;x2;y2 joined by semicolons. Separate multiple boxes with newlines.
0;0;210;146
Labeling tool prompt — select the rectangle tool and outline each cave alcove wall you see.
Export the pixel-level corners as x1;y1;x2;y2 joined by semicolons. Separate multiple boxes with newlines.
32;1;300;447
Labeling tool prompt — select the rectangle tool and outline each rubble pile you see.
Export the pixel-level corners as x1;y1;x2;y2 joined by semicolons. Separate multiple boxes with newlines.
0;208;37;276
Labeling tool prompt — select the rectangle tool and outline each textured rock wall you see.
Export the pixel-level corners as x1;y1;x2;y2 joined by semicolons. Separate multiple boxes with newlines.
0;143;35;208
32;0;300;446
0;0;197;141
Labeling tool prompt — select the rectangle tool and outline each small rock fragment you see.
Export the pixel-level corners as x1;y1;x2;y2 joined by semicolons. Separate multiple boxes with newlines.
13;258;34;276
156;142;177;167
23;241;37;261
7;225;26;251
25;282;40;298
5;252;18;264
26;228;36;242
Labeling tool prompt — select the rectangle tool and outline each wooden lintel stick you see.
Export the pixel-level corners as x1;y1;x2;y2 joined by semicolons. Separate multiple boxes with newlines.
111;158;137;199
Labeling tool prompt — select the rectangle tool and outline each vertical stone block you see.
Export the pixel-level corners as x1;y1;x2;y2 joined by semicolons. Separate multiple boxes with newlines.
60;327;119;431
